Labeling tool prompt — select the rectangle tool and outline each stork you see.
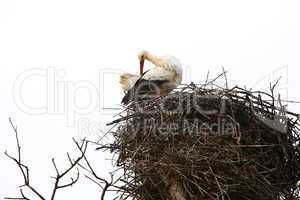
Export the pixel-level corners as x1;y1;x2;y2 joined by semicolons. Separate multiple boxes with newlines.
119;73;139;92
121;50;182;105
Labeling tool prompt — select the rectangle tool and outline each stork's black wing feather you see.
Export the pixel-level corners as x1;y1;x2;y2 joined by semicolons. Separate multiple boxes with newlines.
121;78;169;105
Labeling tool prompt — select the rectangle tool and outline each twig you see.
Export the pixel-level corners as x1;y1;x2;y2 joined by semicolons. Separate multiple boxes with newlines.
5;118;46;200
5;118;87;200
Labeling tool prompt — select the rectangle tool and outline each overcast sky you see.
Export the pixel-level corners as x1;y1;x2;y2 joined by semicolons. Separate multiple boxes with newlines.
1;0;300;199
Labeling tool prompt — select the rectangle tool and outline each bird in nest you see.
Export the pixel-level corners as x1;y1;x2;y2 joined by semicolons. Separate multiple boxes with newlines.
119;50;183;105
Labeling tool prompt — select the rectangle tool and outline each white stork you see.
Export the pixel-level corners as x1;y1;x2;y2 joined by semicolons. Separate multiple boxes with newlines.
121;50;183;105
119;73;139;92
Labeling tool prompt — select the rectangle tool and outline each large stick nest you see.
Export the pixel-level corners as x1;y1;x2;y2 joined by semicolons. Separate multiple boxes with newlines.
106;77;300;200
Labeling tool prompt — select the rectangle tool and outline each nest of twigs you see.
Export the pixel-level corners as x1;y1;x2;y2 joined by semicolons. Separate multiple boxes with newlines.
107;78;300;200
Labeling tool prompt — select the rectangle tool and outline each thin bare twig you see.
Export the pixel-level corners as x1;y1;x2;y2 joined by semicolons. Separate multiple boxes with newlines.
5;118;88;200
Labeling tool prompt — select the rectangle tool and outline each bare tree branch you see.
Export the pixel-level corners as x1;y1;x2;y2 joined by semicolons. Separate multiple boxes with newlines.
49;139;87;200
74;140;118;200
5;118;88;200
5;118;46;200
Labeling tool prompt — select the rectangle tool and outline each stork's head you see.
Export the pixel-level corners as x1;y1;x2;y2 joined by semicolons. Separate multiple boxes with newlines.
138;50;149;76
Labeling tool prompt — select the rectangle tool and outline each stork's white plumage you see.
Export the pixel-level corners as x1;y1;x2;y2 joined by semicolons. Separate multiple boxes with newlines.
121;50;182;105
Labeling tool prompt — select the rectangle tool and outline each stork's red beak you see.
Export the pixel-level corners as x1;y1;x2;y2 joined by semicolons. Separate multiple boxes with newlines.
140;59;144;76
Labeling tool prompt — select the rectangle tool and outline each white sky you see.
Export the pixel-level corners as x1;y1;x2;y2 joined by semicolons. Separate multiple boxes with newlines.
1;0;300;199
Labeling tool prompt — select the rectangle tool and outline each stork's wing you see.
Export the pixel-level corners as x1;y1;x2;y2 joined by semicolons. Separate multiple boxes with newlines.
121;78;169;105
